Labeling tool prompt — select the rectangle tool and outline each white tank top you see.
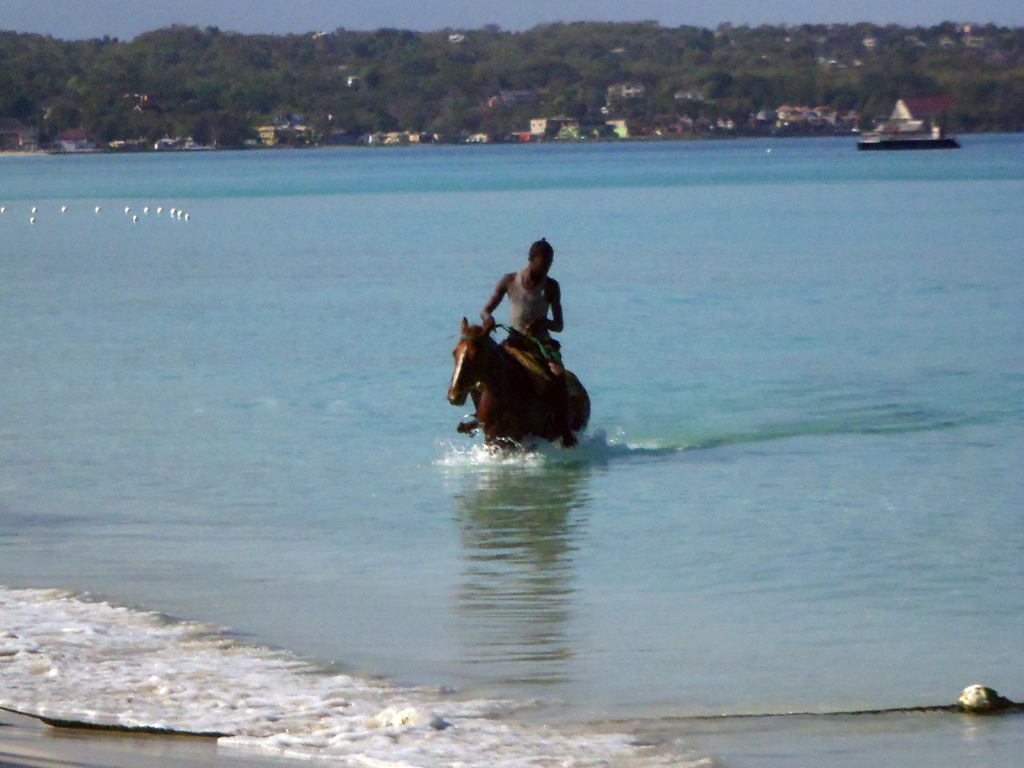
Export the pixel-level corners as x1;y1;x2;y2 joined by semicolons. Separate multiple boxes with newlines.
507;269;549;334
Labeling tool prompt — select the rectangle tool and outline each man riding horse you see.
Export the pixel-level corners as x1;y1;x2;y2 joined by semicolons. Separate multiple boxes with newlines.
479;238;578;447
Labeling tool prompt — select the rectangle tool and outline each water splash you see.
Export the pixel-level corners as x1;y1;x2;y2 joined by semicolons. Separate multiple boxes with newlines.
435;429;681;474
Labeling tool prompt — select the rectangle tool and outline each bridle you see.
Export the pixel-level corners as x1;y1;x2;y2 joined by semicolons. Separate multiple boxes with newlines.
449;333;492;405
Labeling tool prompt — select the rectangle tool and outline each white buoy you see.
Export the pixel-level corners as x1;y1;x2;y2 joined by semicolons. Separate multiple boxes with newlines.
766;148;772;153
157;207;163;214
958;685;1015;714
30;217;35;224
1;206;5;213
61;205;67;213
184;213;190;221
31;206;37;213
143;207;149;214
125;206;131;214
170;208;176;216
95;206;101;213
132;215;138;223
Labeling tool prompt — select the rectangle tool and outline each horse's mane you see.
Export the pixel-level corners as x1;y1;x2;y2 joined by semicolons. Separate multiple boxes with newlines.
459;322;532;387
462;323;494;340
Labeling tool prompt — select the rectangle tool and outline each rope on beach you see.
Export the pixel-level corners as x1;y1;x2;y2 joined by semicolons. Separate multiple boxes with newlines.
3;686;1021;737
612;685;1023;724
0;705;229;738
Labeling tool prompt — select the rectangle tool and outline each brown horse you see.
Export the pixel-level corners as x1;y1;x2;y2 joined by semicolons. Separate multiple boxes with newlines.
448;318;590;448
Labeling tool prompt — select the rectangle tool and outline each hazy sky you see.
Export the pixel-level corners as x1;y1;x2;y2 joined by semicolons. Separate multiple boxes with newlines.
1;0;1020;40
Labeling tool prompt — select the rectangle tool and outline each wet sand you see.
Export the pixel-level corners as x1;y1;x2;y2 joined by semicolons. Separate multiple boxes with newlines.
0;710;288;768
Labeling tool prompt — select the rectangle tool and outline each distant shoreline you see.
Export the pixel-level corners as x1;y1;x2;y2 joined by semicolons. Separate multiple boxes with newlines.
3;22;1021;152
0;130;909;157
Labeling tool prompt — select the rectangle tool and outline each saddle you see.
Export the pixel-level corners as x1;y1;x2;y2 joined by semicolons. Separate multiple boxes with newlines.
503;343;553;394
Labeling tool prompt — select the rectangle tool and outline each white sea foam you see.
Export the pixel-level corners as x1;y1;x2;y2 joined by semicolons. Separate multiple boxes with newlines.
435;429;679;473
434;439;549;470
0;586;691;767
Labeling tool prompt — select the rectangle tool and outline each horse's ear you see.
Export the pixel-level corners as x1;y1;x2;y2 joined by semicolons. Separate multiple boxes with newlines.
461;317;469;333
482;316;496;334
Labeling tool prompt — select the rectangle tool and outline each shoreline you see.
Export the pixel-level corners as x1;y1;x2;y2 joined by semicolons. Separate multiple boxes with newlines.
2;133;853;158
9;128;988;157
14;129;1024;158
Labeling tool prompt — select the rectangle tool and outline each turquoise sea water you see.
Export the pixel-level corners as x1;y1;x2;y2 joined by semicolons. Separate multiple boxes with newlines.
1;136;1023;766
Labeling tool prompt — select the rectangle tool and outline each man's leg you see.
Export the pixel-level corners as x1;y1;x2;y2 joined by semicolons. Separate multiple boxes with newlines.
548;361;577;447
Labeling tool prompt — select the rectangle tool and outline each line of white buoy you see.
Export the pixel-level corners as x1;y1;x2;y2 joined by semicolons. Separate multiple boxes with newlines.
1;203;191;223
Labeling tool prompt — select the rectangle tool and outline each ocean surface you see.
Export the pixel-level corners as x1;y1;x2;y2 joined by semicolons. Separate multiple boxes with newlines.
1;136;1023;767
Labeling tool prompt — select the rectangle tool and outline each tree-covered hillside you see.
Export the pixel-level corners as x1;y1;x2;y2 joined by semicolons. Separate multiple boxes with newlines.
2;21;1023;146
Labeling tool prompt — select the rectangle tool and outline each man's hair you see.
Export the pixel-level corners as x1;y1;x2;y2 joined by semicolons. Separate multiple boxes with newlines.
529;238;554;262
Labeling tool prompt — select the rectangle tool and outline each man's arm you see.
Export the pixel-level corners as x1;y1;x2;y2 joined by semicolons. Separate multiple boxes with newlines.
545;278;564;333
481;272;516;325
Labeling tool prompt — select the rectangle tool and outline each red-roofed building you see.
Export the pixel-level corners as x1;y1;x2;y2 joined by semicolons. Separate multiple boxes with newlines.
56;128;93;152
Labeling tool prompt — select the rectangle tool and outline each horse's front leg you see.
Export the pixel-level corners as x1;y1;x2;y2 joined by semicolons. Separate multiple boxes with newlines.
456;417;479;435
475;390;514;446
456;391;484;435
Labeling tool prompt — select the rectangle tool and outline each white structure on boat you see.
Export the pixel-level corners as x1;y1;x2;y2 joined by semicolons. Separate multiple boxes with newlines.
886;97;953;138
857;96;958;150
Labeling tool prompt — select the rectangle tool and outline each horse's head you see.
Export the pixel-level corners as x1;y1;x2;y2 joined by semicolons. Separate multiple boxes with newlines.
448;317;496;406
